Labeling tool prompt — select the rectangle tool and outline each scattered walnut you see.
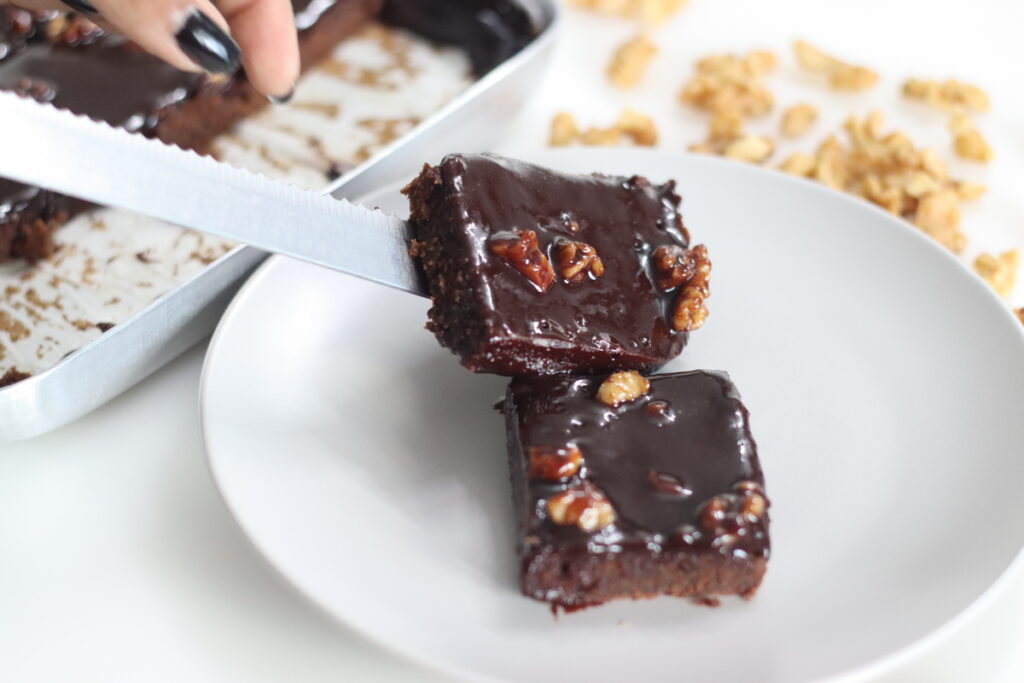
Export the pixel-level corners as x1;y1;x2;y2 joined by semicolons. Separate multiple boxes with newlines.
608;34;658;88
550;109;657;147
528;445;584;481
723;135;775;164
777;112;971;252
793;40;878;91
954;182;987;202
580;126;623;146
914;189;965;252
566;0;688;23
597;371;650;407
709;110;744;143
616;109;659;146
950;113;992;163
547;485;616;533
550;112;579;147
779;152;816;177
669;244;711;332
1016;309;1024;326
554;239;605;283
903;78;990;113
973;250;1019;298
489;229;555;292
780;103;818;138
679;50;776;118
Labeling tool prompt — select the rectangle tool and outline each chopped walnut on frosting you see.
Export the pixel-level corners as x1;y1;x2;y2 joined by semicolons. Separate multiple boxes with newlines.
566;0;688;23
528;445;584;481
554;239;605;283
547;484;616;532
671;246;711;332
549;109;658;147
608;34;658;88
794;40;878;91
973;250;1019;298
597;371;650;407
489;229;555;292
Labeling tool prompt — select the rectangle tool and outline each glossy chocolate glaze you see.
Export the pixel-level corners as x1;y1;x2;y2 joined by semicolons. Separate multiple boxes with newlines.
381;0;536;75
506;371;769;560
409;154;692;375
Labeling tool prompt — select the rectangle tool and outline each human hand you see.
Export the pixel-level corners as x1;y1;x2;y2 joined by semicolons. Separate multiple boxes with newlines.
7;0;300;101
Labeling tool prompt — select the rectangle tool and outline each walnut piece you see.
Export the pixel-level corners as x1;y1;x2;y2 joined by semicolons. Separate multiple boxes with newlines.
597;371;650;407
780;103;818;138
554;239;605;283
794;40;878;91
779;152;816;177
903;78;990;113
549;112;579;147
528;445;583;481
950;113;993;163
566;0;688;23
679;50;776;118
699;486;769;543
723;135;775;164
973;250;1019;298
776;111;971;252
547;485;616;533
608;34;658;89
549;109;658;148
488;229;555;292
669;244;711;331
1016;309;1024;326
652;243;710;291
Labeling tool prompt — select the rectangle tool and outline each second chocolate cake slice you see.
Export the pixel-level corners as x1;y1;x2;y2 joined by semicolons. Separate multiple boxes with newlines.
406;154;711;375
505;370;770;610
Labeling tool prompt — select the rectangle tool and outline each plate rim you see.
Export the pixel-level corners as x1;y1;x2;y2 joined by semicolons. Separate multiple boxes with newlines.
199;148;1024;683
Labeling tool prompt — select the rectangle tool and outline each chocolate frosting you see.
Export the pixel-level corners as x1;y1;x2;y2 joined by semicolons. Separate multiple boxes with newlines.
507;371;769;559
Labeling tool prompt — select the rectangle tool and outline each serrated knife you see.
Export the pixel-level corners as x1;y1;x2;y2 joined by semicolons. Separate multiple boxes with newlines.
0;91;426;295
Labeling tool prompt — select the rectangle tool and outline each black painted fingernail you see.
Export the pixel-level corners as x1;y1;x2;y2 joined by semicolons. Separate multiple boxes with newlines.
61;0;97;14
268;89;294;105
175;9;241;76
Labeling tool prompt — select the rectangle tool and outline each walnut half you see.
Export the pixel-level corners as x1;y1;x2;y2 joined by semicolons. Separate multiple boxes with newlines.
489;229;555;293
597;371;650;407
554;239;605;283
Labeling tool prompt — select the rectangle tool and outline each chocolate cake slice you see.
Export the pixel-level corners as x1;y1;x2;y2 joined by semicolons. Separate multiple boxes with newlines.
405;153;711;375
505;370;769;610
0;0;382;263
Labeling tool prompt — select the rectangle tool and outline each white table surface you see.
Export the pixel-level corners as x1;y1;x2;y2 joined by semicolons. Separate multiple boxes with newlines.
3;1;1024;680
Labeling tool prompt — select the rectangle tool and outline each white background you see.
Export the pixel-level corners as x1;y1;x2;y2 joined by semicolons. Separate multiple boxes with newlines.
3;0;1024;680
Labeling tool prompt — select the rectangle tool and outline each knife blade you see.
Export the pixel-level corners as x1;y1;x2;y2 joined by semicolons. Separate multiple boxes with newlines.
0;91;426;295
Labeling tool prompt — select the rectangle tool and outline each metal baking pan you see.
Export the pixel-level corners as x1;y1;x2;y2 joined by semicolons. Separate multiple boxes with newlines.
0;0;559;442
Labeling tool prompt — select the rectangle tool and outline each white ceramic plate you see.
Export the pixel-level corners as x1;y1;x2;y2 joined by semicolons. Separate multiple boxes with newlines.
200;150;1024;682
